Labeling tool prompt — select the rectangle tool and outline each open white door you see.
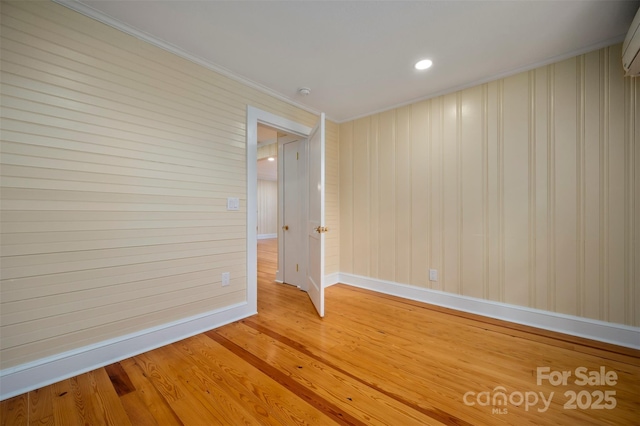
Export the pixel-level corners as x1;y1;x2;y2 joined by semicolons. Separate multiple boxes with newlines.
307;113;326;317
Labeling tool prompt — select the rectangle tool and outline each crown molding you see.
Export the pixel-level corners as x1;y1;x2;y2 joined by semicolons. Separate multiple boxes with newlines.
52;0;324;120
51;2;626;125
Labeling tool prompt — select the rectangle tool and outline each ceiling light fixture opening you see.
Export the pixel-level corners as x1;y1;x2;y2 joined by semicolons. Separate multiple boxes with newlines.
414;59;433;70
298;87;311;96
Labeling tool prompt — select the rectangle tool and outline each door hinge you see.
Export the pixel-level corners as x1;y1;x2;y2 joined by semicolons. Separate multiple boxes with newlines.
296;152;299;160
296;264;299;272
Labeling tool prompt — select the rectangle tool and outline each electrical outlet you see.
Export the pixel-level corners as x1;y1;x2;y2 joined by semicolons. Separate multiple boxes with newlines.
222;272;230;287
429;269;438;282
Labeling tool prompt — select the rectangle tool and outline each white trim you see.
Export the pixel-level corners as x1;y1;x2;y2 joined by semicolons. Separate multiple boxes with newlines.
0;302;255;401
325;272;340;287
338;273;640;350
52;0;623;125
258;233;277;240
247;106;312;316
52;0;324;120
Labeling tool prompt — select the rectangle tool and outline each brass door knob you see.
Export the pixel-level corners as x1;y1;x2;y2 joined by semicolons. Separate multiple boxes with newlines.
282;225;289;231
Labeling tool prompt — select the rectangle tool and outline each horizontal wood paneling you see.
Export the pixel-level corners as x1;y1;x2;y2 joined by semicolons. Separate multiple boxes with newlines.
0;0;332;370
340;44;638;327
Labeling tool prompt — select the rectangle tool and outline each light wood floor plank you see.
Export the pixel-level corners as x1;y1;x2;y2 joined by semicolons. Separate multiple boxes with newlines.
175;334;334;425
0;395;27;426
118;358;183;426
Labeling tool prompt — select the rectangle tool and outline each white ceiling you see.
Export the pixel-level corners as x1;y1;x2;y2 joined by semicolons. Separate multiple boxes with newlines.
64;0;639;122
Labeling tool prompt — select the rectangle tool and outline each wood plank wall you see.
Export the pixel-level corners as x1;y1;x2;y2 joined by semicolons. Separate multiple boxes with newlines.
257;180;277;236
0;0;340;371
340;44;639;327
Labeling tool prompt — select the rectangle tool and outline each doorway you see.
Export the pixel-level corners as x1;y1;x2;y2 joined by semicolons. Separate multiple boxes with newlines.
246;106;325;317
256;124;306;289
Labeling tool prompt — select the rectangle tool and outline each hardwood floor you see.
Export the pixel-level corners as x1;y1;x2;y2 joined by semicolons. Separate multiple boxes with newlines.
2;238;639;425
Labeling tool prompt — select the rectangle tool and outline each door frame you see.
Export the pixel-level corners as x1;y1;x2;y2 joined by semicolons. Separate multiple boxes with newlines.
246;106;311;313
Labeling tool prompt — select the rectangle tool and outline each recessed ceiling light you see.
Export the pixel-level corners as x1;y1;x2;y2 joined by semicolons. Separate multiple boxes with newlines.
267;157;275;162
414;59;433;70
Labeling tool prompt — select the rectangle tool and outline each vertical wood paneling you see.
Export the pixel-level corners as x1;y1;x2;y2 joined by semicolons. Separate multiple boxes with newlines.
624;60;635;327
534;69;549;311
486;81;501;302
528;71;537;311
482;85;490;300
554;57;578;317
576;56;585;318
547;65;557;312
395;107;411;285
634;76;640;327
606;45;626;326
369;115;380;279
0;1;325;370
324;120;340;276
257;180;277;235
498;80;506;302
554;58;579;314
502;73;530;307
377;110;396;281
457;93;464;296
583;51;602;321
600;48;610;321
339;43;637;326
410;101;429;287
442;94;459;294
460;87;484;299
352;118;370;276
430;99;443;291
339;122;354;274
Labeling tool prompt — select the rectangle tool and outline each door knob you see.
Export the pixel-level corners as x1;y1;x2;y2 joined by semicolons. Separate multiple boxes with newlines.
282;225;289;231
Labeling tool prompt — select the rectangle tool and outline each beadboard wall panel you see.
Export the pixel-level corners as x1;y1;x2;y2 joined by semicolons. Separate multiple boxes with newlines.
340;44;638;327
257;180;277;236
325;119;340;276
0;0;339;370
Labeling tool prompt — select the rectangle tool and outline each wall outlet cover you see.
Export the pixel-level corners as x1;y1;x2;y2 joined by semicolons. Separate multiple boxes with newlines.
227;197;239;211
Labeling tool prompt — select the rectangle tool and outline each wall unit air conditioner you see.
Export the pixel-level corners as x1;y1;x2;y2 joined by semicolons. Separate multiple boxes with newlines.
622;7;640;76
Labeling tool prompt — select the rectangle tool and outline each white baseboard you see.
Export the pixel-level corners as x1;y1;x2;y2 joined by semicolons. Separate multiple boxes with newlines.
257;233;277;240
325;272;340;287
338;273;640;350
0;302;255;401
4;274;636;401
